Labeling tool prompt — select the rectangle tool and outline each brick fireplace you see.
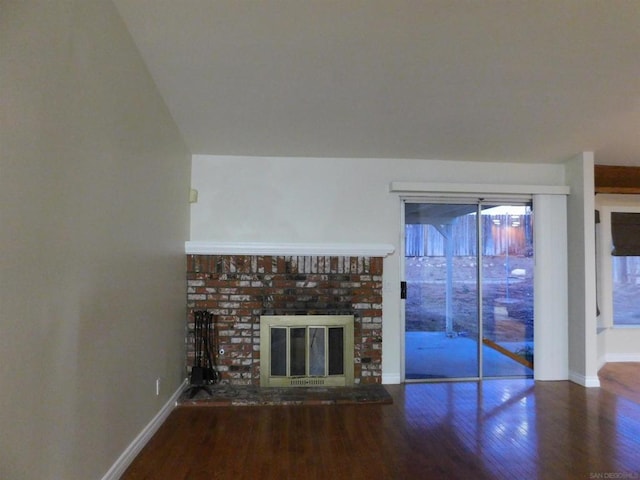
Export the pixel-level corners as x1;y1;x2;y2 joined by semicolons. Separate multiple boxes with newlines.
186;254;383;385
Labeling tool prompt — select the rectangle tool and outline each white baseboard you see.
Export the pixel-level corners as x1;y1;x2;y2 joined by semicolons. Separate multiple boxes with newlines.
101;378;187;480
604;353;640;363
569;370;600;388
382;373;401;385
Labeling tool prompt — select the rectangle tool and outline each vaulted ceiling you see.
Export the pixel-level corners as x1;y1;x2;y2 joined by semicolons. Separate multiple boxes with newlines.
114;0;640;165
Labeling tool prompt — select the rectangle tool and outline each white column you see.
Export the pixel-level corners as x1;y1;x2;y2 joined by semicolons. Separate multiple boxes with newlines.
533;194;569;380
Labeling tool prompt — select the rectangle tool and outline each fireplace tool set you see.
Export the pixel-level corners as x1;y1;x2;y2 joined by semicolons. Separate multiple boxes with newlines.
185;310;218;398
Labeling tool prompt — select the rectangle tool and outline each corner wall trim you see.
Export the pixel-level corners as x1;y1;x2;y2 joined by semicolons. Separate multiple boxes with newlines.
569;370;601;388
100;378;187;480
185;241;395;257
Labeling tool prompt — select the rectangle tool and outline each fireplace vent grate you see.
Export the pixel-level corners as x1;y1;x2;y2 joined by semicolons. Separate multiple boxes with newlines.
290;377;325;386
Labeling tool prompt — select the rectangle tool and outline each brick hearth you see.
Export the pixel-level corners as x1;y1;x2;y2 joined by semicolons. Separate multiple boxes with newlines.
186;255;383;385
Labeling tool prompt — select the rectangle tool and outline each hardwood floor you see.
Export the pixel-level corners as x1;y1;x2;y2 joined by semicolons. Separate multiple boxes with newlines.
123;374;640;479
599;362;640;405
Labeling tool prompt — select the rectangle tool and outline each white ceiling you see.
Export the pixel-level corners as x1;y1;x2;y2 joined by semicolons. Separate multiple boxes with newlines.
114;0;640;165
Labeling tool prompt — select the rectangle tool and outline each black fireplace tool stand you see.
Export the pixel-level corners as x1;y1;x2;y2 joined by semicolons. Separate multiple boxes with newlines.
185;310;218;399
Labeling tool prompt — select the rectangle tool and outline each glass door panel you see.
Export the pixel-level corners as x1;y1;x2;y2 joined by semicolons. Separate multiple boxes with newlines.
404;202;480;379
290;327;306;376
481;204;534;378
309;327;326;376
270;327;287;376
328;327;344;375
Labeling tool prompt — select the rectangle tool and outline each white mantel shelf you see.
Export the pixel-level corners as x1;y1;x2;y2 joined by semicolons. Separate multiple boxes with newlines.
185;241;395;257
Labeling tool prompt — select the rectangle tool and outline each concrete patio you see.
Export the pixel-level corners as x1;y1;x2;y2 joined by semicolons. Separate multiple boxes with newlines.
406;331;533;379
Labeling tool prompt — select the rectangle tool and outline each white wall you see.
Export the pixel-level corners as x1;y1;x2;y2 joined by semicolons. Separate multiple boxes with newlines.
533;194;569;381
191;155;567;383
0;2;190;479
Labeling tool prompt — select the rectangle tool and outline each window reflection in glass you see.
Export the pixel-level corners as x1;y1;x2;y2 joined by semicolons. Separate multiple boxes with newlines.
309;327;325;376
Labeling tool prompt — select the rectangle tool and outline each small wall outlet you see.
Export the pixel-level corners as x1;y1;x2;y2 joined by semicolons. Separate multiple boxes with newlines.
155;377;161;396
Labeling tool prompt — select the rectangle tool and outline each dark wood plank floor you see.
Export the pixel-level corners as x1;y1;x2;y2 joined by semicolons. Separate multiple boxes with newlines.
599;362;640;405
123;371;640;479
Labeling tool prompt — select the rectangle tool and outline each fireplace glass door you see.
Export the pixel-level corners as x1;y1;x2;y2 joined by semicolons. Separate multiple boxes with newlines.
261;315;354;387
270;325;344;379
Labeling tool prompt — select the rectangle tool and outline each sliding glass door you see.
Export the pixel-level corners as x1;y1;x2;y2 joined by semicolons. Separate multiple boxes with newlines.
404;200;534;381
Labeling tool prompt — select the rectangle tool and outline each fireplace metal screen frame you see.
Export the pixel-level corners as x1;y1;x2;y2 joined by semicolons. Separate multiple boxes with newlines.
260;315;355;387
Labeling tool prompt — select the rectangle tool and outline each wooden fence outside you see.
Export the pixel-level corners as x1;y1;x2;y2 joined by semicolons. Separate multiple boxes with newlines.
406;214;533;257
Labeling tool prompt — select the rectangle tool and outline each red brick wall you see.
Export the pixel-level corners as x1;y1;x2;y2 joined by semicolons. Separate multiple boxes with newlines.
186;255;383;385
